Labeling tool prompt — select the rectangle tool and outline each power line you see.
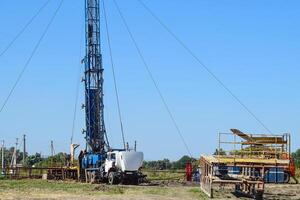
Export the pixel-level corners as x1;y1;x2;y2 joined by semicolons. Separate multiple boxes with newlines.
70;60;83;145
70;15;85;145
137;0;272;134
113;0;193;157
0;0;64;114
103;0;126;149
0;0;51;58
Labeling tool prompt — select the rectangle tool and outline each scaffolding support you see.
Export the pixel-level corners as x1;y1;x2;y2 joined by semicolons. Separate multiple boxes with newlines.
1;140;4;174
200;129;294;199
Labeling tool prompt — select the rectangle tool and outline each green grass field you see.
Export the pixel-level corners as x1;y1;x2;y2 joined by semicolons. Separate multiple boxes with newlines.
0;179;208;200
143;170;185;181
0;168;298;199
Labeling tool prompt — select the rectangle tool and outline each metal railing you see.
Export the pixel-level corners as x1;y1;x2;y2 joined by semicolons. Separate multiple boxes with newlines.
217;132;291;160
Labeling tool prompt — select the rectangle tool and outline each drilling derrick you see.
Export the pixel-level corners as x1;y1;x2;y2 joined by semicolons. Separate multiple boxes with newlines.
79;0;145;184
84;0;106;154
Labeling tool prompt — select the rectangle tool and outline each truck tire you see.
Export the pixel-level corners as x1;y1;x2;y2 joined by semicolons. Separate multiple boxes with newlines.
132;177;139;185
108;172;116;185
86;171;91;183
284;172;290;183
255;191;263;200
91;171;96;184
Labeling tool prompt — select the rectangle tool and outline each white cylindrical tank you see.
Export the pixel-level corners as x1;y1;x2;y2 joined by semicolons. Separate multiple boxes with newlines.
115;151;143;172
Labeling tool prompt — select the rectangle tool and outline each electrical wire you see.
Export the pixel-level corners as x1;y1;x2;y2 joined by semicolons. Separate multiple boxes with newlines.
70;60;83;145
70;15;85;145
137;0;273;134
0;0;64;114
0;0;51;58
102;0;126;149
113;0;193;157
104;100;115;148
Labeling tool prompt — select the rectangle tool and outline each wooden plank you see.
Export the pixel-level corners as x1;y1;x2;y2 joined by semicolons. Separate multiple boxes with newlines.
231;129;253;141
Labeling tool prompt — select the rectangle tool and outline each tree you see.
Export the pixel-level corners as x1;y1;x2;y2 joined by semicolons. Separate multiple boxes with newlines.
292;149;300;159
143;158;172;170
35;152;69;167
213;148;226;156
143;156;197;170
0;147;24;167
172;155;196;169
25;153;43;167
292;149;300;168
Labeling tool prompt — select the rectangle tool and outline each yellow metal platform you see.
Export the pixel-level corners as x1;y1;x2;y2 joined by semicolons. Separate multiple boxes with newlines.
201;155;290;165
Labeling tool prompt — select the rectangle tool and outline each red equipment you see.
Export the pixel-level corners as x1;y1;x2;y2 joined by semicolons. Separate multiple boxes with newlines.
185;162;192;181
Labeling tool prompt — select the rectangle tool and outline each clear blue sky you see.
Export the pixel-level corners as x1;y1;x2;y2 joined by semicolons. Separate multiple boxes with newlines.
0;0;299;160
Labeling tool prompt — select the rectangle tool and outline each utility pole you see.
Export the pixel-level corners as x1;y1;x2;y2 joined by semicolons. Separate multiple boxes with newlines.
1;140;4;174
23;134;26;166
15;138;18;167
50;141;55;167
11;138;18;168
50;140;55;157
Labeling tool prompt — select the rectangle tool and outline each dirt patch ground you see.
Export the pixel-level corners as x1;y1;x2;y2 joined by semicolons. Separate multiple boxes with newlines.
211;184;300;200
0;179;299;200
264;184;300;200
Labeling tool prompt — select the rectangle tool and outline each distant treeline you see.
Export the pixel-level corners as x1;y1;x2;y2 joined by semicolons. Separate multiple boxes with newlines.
0;147;25;166
143;155;197;170
292;149;300;168
0;147;69;168
1;147;299;169
144;149;300;170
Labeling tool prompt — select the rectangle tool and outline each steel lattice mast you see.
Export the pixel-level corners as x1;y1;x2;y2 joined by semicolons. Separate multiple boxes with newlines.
84;0;106;154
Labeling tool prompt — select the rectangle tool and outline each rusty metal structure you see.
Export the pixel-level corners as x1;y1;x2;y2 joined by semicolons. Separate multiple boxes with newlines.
200;155;265;199
200;129;296;199
2;166;78;180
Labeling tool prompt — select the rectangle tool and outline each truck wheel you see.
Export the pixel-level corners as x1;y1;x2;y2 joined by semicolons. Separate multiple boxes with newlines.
284;172;290;183
132;177;139;185
255;191;263;200
86;171;91;183
91;172;96;184
108;172;116;185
